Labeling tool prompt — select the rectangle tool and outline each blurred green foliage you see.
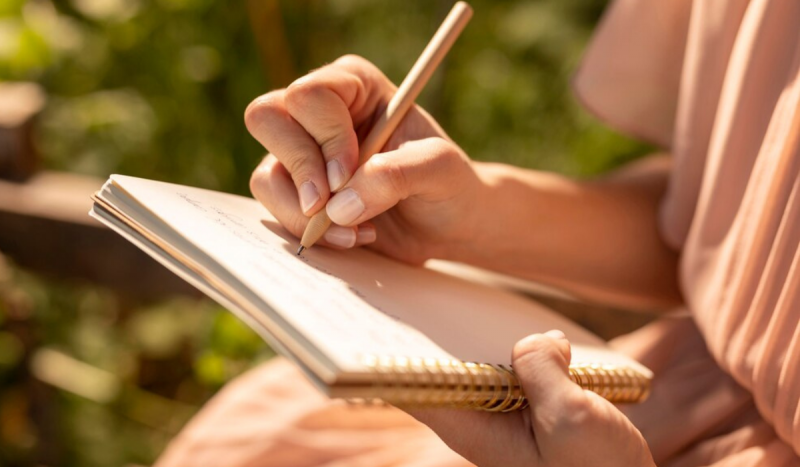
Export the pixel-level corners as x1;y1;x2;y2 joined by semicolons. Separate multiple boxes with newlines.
0;256;273;466
2;0;648;191
0;0;652;465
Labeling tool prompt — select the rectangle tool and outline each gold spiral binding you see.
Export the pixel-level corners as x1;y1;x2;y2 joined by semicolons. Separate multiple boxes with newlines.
360;355;651;410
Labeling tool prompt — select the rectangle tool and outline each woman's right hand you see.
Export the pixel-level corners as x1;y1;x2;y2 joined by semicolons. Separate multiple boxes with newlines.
245;54;488;265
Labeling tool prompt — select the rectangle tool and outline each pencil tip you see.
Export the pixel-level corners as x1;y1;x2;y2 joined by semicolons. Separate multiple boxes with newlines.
296;245;305;256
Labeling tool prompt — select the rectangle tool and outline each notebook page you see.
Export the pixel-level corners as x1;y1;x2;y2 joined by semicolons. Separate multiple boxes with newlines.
110;175;651;377
110;175;454;374
90;201;339;388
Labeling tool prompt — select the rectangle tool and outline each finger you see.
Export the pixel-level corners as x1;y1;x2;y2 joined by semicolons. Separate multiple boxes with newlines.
331;54;397;128
245;92;329;216
322;224;358;249
284;68;360;192
355;222;377;246
325;137;467;226
250;155;307;237
284;56;395;192
250;155;357;249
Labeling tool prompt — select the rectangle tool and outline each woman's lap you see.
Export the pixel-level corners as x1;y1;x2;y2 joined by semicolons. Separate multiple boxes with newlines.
155;317;798;467
154;357;474;467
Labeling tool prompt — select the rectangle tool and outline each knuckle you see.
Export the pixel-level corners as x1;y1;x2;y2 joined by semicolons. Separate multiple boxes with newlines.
281;152;305;177
561;393;593;419
334;54;371;70
370;153;408;199
244;91;284;131
280;153;318;188
427;136;454;153
428;138;468;172
554;393;593;430
333;55;386;91
534;392;594;437
285;75;325;109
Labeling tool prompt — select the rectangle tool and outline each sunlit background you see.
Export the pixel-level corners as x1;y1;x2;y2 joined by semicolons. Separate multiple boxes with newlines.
0;0;650;465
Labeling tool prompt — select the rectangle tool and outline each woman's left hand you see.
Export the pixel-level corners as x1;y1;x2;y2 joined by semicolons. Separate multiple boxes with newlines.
409;330;656;467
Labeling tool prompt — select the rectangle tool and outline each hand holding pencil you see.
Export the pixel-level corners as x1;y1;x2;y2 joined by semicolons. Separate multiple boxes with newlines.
246;2;483;265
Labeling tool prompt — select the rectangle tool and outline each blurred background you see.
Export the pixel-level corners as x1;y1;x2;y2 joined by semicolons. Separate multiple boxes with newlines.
0;0;653;465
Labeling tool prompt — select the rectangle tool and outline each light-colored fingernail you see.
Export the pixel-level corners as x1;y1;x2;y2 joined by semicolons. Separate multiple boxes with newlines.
299;181;320;214
357;225;377;244
327;188;365;225
545;330;566;340
323;225;356;248
327;160;346;191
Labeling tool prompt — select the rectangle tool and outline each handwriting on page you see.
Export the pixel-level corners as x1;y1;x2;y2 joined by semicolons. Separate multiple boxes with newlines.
177;192;272;250
173;190;442;362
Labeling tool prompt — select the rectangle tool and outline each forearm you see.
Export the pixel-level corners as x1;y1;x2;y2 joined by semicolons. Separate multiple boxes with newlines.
449;159;681;311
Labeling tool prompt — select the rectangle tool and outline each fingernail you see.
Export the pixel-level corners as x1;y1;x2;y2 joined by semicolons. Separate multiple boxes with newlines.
299;181;320;214
545;330;566;340
327;189;365;225
327;160;346;191
323;225;356;248
357;225;377;244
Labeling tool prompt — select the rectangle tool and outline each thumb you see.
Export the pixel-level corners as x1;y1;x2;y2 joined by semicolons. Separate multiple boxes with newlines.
513;330;575;408
325;137;466;226
514;331;607;463
513;330;585;431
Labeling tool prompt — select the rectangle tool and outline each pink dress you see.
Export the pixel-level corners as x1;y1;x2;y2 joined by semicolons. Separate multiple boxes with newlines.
156;0;800;465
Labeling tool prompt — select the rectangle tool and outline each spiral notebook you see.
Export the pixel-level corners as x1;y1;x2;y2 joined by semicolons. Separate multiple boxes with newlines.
89;175;652;411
